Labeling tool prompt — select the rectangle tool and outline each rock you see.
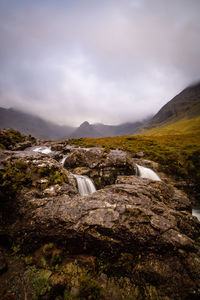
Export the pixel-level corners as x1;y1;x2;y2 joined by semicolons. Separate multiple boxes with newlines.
0;250;7;274
1;146;200;299
11;140;32;151
0;128;36;151
134;151;144;158
64;148;136;188
64;148;103;169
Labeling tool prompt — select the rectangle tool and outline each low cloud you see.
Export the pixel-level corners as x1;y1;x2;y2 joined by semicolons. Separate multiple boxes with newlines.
0;0;200;126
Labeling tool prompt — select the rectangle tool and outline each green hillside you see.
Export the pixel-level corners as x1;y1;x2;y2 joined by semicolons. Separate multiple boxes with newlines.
140;116;200;136
148;82;200;126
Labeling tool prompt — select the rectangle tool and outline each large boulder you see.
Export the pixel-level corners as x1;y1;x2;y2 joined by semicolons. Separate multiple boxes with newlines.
64;148;136;188
1;148;200;299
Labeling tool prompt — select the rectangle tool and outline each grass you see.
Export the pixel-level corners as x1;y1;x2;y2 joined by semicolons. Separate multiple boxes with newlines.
67;133;200;194
140;116;200;136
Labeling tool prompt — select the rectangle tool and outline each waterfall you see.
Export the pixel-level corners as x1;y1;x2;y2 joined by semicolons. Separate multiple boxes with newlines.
60;155;68;165
136;164;161;181
192;208;200;221
73;174;96;196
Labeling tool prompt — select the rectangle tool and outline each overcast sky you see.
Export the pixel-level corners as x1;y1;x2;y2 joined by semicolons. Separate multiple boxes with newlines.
0;0;200;126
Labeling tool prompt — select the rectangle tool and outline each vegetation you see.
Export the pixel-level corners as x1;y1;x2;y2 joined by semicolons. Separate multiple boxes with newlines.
140;116;200;136
0;128;35;149
67;133;200;195
0;158;69;199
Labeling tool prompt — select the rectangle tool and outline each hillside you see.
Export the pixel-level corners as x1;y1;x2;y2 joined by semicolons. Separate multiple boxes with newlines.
93;121;142;137
69;121;143;139
140;116;200;136
0;107;143;139
140;82;200;135
0;107;75;140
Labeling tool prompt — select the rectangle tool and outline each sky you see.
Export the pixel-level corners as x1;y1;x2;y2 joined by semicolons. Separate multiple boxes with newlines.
0;0;200;126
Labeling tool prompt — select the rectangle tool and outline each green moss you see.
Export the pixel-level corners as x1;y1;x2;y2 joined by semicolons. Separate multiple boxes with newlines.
48;170;69;186
0;129;26;149
78;274;103;300
61;261;104;300
0;143;6;149
11;244;21;254
0;160;29;198
43;243;54;254
30;269;52;299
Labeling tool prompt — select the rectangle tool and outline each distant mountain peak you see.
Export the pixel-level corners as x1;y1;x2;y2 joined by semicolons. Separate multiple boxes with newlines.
79;121;90;128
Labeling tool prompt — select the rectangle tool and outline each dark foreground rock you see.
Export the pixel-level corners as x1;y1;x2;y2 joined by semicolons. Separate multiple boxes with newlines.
0;148;200;299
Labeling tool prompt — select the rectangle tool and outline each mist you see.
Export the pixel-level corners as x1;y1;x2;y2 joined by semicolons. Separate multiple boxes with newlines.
0;0;200;126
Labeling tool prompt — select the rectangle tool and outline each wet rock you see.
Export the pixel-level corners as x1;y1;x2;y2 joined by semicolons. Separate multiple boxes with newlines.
64;148;103;169
64;148;136;188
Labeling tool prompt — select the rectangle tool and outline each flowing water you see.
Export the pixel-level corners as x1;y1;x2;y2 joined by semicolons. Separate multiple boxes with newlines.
192;207;200;221
136;164;161;181
33;146;52;154
60;155;68;165
73;174;96;196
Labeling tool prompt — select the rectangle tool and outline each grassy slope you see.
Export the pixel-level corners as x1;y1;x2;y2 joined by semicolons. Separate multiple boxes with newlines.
67;133;200;195
140;116;200;136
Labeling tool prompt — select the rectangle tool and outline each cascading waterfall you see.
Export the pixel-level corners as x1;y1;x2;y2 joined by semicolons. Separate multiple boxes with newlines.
136;164;161;181
73;174;96;196
60;155;68;165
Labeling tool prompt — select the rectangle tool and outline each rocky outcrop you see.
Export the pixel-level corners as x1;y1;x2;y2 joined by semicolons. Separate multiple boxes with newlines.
64;148;136;189
0;128;36;150
0;145;200;299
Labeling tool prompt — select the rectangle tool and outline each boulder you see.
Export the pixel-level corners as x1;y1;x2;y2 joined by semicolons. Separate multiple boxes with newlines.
64;148;136;188
1;148;200;299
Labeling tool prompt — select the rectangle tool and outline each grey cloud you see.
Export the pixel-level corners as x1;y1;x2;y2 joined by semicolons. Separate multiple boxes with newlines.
0;0;200;126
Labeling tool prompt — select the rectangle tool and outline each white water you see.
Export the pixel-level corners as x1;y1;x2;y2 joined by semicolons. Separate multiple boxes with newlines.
33;146;52;154
192;208;200;221
74;174;96;196
60;155;68;165
136;164;161;181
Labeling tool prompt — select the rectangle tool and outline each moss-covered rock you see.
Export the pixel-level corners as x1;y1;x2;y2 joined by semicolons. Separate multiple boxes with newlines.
0;129;36;150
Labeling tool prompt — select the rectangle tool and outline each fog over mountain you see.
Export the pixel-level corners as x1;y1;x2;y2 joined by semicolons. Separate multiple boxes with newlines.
0;107;144;139
0;0;200;126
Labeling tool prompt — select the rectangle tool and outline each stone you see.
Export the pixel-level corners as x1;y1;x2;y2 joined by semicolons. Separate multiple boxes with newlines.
0;250;7;274
64;147;136;188
1;145;200;299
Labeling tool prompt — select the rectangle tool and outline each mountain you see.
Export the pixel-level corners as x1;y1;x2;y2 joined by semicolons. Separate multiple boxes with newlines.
69;121;102;138
69;120;144;139
0;107;75;140
93;121;142;137
140;82;200;135
0;107;145;139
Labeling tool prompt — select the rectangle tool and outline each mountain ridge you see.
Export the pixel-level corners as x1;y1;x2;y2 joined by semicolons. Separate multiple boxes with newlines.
149;82;200;125
0;107;144;139
139;82;200;135
0;107;75;140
